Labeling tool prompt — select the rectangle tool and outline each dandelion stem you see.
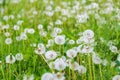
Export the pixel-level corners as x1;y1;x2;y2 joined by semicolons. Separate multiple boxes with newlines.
92;61;96;80
1;65;5;80
69;67;71;80
99;64;103;80
41;54;54;73
88;54;92;80
19;61;21;75
72;68;76;80
9;64;12;80
33;55;37;72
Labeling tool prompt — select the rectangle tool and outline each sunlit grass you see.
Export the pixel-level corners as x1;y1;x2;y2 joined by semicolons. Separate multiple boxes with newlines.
0;0;120;80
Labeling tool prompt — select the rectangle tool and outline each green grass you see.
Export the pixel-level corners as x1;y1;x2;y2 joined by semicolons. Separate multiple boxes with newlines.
0;0;120;80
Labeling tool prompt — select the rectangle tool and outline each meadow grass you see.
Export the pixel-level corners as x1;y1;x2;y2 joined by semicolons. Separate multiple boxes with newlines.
0;0;120;80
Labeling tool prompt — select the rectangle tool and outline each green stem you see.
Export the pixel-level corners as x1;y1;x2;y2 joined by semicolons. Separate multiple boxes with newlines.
88;54;92;80
33;55;37;72
19;61;21;75
92;61;96;80
41;54;54;73
9;64;11;80
69;67;71;80
84;55;86;80
72;67;76;80
1;65;5;80
99;64;103;80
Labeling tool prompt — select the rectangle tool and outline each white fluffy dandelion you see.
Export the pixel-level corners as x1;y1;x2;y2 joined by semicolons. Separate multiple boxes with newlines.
70;62;80;70
13;25;20;31
15;53;23;61
27;28;35;34
66;49;77;58
23;74;34;80
78;65;87;74
83;29;94;38
55;72;65;80
109;45;118;53
38;24;43;30
54;58;67;71
35;43;46;55
6;54;16;64
4;32;10;37
92;54;102;64
112;75;120;80
5;38;12;44
102;59;108;66
54;35;65;45
20;32;27;40
41;73;56;80
81;45;94;54
45;50;57;60
54;27;62;34
68;40;75;44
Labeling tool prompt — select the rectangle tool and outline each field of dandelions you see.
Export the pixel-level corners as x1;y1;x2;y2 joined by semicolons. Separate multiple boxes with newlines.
0;0;120;80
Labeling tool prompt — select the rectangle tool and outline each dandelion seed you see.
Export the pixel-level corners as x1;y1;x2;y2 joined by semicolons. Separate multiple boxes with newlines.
112;75;120;80
45;11;54;17
78;65;87;74
35;43;46;55
15;53;23;61
27;28;35;34
68;40;75;44
5;38;12;44
102;59;108;66
6;54;16;64
109;45;118;53
55;20;63;25
83;37;94;44
45;50;57;60
70;62;80;70
54;58;67;71
81;45;94;54
76;13;89;23
20;33;27;40
23;74;34;80
54;35;65;45
55;72;65;80
2;24;9;30
4;32;10;37
3;16;9;21
16;36;21;41
17;20;23;25
83;29;94;38
54;27;62;34
66;49;77;58
51;32;57;37
41;73;56;80
39;31;47;37
47;39;54;46
13;25;20;31
92;54;102;64
38;24;43;30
